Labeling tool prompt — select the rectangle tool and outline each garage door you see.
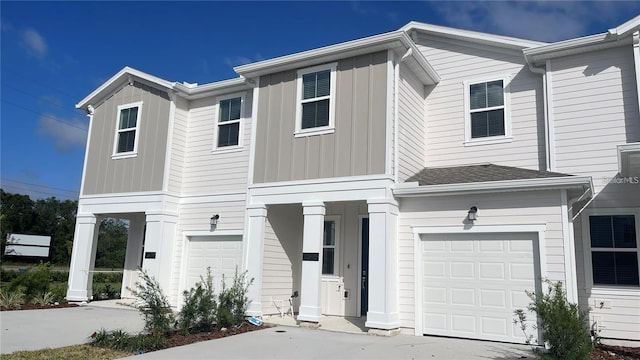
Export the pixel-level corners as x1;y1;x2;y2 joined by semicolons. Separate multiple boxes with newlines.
421;232;538;343
186;235;243;291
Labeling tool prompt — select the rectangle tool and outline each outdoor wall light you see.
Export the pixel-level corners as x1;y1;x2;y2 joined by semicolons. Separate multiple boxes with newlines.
210;214;220;226
467;206;478;222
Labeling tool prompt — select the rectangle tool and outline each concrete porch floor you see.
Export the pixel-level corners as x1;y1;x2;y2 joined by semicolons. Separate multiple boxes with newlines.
263;314;367;334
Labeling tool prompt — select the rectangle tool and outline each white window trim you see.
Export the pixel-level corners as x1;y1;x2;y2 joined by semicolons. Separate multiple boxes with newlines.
463;75;512;146
295;63;337;138
322;216;341;277
212;91;245;153
581;207;640;296
112;101;143;159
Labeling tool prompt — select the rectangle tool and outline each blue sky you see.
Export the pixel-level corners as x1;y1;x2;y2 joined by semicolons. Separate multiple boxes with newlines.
2;1;639;200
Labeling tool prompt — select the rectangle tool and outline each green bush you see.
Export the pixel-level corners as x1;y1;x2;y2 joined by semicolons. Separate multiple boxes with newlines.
177;267;217;334
514;280;593;360
216;268;253;328
0;287;25;309
49;283;68;303
128;269;175;336
0;269;20;283
6;263;52;301
50;270;69;283
90;328;165;352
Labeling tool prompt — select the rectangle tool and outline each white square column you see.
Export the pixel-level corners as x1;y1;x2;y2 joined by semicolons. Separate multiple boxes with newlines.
141;212;177;300
67;214;100;302
121;213;146;298
365;199;400;330
245;204;267;317
297;201;325;323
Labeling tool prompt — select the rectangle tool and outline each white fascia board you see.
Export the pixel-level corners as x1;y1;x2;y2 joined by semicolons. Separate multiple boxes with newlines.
76;66;174;110
400;21;547;50
523;32;634;64
234;31;440;84
618;142;640;154
172;77;251;100
608;15;640;36
393;176;593;197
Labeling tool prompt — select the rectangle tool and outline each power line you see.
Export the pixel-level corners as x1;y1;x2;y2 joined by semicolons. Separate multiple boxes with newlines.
1;183;79;199
3;84;72;110
2;100;88;132
1;178;80;195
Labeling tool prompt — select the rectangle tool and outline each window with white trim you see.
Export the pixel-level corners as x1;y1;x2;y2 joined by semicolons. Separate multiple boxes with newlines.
322;220;336;275
113;101;142;157
295;63;337;137
589;215;639;286
464;77;511;145
215;94;243;149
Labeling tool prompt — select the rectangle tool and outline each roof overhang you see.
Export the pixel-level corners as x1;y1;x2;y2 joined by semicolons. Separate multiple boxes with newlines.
393;176;593;198
524;15;640;65
400;21;547;50
76;67;251;110
618;142;640;177
234;31;440;85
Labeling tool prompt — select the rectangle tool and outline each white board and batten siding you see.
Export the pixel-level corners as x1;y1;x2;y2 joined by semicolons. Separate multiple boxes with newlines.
397;63;427;182
397;190;565;333
414;34;545;170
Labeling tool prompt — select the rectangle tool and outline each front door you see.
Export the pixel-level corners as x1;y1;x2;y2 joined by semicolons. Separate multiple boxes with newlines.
360;217;369;316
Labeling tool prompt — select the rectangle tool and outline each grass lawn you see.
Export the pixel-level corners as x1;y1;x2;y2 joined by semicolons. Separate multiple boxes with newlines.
3;345;132;360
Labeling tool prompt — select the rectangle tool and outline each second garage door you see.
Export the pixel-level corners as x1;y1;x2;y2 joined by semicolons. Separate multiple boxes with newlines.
185;235;243;292
421;232;539;343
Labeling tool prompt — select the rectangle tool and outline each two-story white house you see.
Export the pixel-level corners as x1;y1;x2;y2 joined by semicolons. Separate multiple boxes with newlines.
68;15;640;345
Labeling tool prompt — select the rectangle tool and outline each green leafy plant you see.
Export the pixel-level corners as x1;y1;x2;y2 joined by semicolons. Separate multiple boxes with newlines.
514;280;593;360
31;291;55;306
0;287;25;309
216;268;254;328
177;267;217;334
49;283;68;303
127;269;174;337
6;262;52;301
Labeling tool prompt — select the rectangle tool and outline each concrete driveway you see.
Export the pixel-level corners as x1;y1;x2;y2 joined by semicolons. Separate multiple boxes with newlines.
122;326;532;360
0;305;144;354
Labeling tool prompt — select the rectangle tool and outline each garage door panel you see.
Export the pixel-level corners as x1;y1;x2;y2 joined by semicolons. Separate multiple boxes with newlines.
421;232;539;343
186;236;242;292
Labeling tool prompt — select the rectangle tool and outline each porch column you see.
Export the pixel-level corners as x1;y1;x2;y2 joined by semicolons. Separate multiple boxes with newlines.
67;214;101;302
121;214;145;298
141;212;177;299
365;199;400;331
298;201;325;324
245;204;267;317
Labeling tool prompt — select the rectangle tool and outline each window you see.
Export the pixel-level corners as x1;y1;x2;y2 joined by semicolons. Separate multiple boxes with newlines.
464;77;511;146
322;220;336;275
215;95;243;149
113;101;142;158
589;215;639;286
295;63;337;137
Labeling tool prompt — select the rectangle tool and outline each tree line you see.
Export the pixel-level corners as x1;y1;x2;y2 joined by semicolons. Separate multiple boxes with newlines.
0;189;127;268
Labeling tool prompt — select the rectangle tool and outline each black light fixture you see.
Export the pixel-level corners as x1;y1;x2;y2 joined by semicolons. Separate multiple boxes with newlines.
210;214;220;226
467;206;478;222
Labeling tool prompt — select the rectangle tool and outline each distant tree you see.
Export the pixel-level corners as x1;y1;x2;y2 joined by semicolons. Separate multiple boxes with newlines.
31;197;78;265
0;189;36;256
95;218;128;269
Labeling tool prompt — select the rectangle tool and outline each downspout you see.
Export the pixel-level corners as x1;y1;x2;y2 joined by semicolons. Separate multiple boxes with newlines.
78;105;95;198
394;47;413;182
526;57;552;171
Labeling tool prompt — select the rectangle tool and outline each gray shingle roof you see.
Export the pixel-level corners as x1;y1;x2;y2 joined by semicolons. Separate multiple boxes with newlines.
406;164;571;186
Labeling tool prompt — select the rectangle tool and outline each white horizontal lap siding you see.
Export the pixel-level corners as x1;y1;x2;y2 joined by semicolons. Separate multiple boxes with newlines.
397;190;564;330
551;46;640;194
177;201;246;231
181;92;252;194
416;34;543;169
398;64;426;182
261;218;293;315
168;99;188;193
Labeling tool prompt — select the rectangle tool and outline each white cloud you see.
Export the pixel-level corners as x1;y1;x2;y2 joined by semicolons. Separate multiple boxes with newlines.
37;114;88;152
22;28;47;58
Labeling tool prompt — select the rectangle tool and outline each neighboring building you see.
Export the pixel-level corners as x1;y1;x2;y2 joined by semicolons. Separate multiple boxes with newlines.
68;15;640;345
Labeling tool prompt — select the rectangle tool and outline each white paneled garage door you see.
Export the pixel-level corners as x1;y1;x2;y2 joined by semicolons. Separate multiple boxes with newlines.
421;232;539;343
186;235;243;291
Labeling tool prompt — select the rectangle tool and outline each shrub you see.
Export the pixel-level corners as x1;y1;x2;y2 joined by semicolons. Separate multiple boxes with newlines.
6;263;52;301
0;269;19;283
91;328;166;353
216;268;253;328
49;283;68;303
0;287;25;309
178;267;217;334
31;291;55;306
514;280;593;360
50;270;69;283
127;269;174;336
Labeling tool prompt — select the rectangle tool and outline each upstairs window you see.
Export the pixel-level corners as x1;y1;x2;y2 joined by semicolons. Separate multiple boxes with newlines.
295;63;337;137
464;77;511;146
589;215;639;286
113;101;142;158
216;95;242;149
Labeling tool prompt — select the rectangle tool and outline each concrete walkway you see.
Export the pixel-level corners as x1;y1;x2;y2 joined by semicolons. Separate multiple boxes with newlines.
122;326;532;360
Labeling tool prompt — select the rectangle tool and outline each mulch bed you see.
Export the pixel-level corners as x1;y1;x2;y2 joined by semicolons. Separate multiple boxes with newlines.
592;344;640;359
0;303;78;311
164;323;271;348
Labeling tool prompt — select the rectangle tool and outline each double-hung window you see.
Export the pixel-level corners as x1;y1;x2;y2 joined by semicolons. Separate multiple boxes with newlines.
113;101;142;158
589;215;639;286
464;77;511;145
322;220;337;275
215;94;243;150
295;63;337;137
